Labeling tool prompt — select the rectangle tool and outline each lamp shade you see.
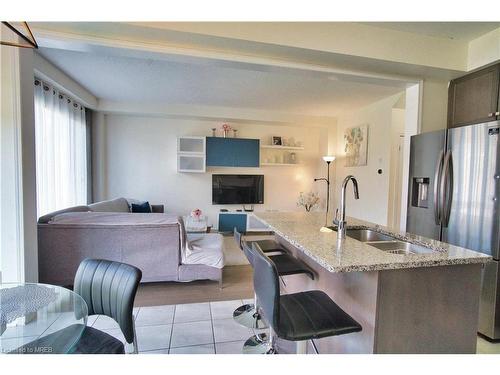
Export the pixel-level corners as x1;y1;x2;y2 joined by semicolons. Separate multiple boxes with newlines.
322;156;336;162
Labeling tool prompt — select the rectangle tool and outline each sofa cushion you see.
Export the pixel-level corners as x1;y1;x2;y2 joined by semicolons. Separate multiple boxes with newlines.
88;198;130;213
38;205;90;224
178;216;189;252
131;201;152;213
184;233;225;269
49;212;179;226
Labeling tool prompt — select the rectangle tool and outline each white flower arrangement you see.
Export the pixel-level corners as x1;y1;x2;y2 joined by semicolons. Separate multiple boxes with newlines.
297;191;320;212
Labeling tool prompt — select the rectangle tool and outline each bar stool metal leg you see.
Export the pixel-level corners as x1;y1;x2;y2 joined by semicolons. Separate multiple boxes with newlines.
296;341;307;354
310;339;319;354
233;293;268;329
266;327;277;354
242;332;268;354
243;327;277;354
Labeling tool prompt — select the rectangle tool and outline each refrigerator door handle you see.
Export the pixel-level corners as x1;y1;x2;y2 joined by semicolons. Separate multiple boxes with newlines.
440;150;454;227
433;150;445;225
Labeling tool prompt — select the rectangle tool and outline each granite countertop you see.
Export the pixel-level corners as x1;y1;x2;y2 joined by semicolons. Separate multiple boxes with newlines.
252;212;491;273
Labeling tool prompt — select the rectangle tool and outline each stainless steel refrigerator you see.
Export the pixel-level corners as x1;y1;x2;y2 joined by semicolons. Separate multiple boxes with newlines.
407;120;500;339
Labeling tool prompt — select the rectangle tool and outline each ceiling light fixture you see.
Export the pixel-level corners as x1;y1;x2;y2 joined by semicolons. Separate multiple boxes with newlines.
0;22;38;49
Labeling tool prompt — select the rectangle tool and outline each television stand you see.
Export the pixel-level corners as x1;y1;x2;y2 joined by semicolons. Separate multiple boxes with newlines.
217;211;269;233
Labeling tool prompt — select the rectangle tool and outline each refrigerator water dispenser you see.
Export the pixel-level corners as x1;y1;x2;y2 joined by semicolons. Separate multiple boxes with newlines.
411;177;430;208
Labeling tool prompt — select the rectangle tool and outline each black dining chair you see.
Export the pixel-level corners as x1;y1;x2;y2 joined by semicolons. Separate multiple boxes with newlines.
12;259;142;354
72;258;142;353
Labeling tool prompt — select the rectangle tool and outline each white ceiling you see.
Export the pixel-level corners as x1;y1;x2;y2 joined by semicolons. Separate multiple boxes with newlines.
37;47;404;117
361;22;500;41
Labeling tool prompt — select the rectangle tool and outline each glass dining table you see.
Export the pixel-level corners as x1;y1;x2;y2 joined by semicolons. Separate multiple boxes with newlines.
0;283;88;354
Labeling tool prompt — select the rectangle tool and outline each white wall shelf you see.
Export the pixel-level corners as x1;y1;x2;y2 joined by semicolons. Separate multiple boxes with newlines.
261;143;303;165
260;145;304;150
178;136;206;154
261;162;298;166
177;136;206;173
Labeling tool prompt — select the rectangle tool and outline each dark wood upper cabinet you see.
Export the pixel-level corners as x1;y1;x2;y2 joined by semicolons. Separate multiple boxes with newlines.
447;64;500;128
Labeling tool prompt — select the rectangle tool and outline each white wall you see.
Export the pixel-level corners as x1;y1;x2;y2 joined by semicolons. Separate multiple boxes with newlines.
0;45;38;283
387;108;406;229
468;27;500;71
400;84;422;231
421;79;449;133
93;115;333;228
334;92;404;226
95;22;469;71
1;45;22;282
19;48;38;283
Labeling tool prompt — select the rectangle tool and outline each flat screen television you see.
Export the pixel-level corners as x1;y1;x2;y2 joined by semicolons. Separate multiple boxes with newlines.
212;174;264;205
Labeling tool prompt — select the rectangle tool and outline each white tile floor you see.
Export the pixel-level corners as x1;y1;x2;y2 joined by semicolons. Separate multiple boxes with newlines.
95;299;259;354
3;299;499;354
108;300;500;354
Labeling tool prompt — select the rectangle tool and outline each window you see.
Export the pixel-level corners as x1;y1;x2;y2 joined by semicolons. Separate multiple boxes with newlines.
34;79;87;217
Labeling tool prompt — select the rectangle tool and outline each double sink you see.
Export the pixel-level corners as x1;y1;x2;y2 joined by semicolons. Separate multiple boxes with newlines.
344;229;434;255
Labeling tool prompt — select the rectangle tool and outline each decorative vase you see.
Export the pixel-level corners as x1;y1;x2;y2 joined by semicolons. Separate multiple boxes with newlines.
233;129;238;138
211;128;216;137
221;123;232;138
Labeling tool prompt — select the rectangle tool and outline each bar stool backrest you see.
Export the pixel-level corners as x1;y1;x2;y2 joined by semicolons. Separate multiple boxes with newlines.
242;239;255;267
233;227;243;250
236;228;256;267
250;243;281;331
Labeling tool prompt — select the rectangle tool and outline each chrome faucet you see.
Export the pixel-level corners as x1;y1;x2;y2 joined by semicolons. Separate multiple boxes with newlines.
333;175;360;239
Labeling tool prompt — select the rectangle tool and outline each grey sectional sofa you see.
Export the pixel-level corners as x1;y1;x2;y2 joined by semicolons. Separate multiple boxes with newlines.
37;198;223;286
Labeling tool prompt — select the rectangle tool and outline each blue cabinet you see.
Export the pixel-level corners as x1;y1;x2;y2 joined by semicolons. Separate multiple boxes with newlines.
206;137;259;167
218;213;247;233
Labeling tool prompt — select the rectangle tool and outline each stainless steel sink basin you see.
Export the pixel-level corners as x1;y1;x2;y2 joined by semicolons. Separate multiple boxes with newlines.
345;229;395;242
329;227;435;255
368;241;434;255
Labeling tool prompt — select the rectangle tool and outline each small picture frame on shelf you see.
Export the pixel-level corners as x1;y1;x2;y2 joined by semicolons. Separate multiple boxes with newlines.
272;136;282;146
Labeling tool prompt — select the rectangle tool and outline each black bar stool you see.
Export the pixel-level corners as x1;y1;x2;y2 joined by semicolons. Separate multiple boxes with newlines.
232;228;288;330
248;242;362;354
235;231;315;354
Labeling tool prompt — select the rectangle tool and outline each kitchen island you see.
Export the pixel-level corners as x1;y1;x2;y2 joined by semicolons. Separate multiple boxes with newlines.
252;212;491;354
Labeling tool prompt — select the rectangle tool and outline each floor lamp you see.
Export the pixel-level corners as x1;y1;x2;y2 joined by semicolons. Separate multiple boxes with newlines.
314;156;335;215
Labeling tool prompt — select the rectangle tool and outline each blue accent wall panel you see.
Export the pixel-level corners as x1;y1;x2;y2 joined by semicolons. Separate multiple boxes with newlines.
218;213;247;233
206;137;259;167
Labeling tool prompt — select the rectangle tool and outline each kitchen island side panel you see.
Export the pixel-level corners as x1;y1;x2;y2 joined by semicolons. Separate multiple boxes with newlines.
374;263;482;353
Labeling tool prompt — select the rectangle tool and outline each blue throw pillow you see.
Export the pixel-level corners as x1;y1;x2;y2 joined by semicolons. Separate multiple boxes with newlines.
131;201;152;213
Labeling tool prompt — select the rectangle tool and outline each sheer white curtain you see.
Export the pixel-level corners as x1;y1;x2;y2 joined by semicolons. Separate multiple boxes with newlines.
34;79;87;217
